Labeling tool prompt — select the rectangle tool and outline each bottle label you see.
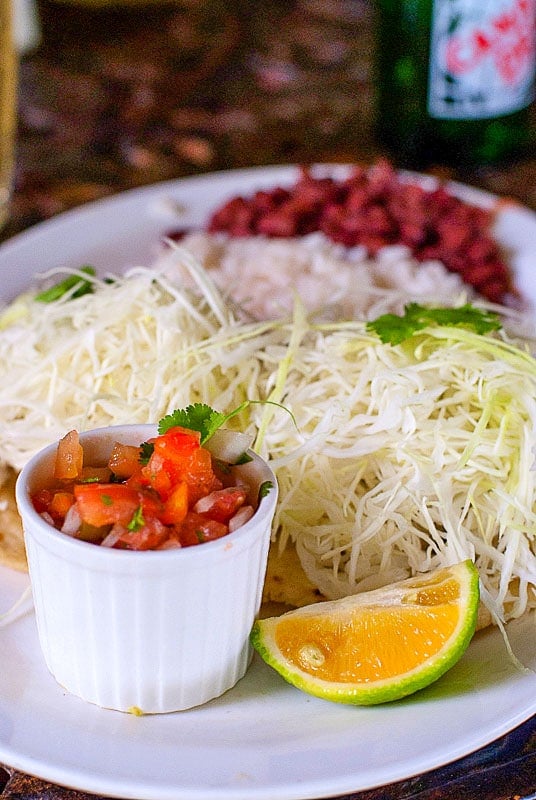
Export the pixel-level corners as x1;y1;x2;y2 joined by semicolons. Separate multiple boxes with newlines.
428;0;535;119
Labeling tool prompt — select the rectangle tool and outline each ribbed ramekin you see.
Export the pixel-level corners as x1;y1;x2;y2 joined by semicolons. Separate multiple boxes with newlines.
15;424;278;713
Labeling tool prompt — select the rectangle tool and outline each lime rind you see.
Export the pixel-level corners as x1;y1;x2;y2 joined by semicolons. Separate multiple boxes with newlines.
251;560;480;705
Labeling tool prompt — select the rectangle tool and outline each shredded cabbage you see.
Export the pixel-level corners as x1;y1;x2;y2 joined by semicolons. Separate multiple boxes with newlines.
260;320;536;624
0;250;535;624
0;585;33;627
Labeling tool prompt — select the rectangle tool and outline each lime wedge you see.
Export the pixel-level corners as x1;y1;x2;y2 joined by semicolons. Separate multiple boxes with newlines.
251;560;480;705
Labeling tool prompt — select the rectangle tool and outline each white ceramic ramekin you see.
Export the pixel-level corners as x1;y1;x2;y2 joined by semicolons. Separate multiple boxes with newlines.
15;424;278;713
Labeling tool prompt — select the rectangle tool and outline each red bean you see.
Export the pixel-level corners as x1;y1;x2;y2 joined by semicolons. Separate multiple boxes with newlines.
204;160;514;303
256;209;299;238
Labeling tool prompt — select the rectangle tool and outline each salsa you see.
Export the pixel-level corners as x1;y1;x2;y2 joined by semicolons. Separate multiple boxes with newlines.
31;425;257;550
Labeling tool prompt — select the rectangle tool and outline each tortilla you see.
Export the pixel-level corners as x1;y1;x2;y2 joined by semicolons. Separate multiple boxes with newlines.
0;465;27;572
262;542;325;608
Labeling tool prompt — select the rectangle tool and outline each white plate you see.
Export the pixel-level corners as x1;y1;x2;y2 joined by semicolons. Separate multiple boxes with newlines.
0;165;535;800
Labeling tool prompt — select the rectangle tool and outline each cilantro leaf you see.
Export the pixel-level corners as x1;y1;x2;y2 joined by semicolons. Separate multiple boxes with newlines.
158;403;237;443
139;441;154;465
35;266;97;303
366;303;502;345
127;506;145;532
158;400;295;445
234;451;253;465
258;480;274;500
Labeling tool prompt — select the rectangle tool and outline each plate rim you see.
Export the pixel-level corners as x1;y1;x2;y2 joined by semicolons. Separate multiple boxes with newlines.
0;164;535;800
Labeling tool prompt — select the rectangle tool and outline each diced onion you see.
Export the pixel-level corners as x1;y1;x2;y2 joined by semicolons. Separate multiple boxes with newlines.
61;504;81;536
229;506;254;532
204;429;254;463
101;524;125;548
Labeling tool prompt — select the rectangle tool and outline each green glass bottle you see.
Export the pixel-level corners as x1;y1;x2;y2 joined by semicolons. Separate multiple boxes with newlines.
375;0;535;168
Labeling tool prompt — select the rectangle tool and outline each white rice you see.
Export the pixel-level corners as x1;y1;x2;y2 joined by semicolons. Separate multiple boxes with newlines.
158;230;472;322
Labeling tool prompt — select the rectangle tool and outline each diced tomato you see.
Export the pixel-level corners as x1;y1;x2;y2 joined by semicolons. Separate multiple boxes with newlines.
79;466;112;483
124;470;150;492
108;442;143;479
160;481;188;525
54;430;84;481
193;487;247;523
37;423;250;549
138;489;165;520
32;488;54;514
110;517;170;551
176;512;228;547
32;488;76;526
180;447;223;505
152;427;200;463
49;491;75;520
73;483;141;528
141;451;176;499
142;427;204;500
141;442;220;504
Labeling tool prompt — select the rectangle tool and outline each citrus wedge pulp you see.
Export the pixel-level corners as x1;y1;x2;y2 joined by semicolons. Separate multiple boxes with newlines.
251;560;480;705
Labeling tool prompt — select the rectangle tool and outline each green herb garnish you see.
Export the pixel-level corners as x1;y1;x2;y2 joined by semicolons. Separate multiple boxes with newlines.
258;480;274;500
234;451;253;465
366;303;502;345
127;506;145;532
35;266;97;303
158;402;237;443
139;441;154;465
158;400;293;445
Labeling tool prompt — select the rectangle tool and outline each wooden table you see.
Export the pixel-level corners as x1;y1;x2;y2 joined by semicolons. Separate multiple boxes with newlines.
1;1;535;798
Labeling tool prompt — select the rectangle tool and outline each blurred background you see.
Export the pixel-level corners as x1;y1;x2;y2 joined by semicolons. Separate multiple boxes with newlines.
3;0;534;242
0;3;535;798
